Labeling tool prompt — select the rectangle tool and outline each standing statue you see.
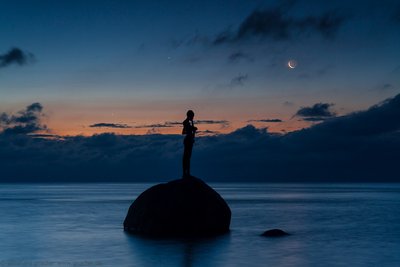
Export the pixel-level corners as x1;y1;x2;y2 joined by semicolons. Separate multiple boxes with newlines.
182;110;197;178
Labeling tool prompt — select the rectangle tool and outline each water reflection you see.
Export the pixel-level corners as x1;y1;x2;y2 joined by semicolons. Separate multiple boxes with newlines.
125;233;231;267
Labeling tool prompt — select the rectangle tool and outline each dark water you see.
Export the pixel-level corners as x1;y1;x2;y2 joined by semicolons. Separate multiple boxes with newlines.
0;183;399;267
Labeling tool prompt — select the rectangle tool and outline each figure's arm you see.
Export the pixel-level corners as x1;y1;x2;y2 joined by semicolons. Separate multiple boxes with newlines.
192;123;197;133
191;121;197;136
182;119;189;135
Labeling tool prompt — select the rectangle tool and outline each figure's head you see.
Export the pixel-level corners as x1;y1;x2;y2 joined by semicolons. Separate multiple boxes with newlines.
186;110;194;119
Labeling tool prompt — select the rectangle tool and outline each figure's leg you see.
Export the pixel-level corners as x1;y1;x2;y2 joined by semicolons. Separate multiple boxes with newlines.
183;142;190;177
187;143;193;176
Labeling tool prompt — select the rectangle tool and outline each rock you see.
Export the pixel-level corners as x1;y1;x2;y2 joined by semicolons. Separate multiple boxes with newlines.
261;229;290;237
123;177;231;237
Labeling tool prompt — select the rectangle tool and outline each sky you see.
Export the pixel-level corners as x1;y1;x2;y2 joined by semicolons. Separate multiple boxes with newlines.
1;0;400;182
1;0;399;136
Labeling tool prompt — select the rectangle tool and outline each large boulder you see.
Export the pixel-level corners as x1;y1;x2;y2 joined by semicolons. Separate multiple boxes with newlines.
123;177;231;237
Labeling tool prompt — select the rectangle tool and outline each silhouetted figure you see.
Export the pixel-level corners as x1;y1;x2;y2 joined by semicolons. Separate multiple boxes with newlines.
182;110;197;178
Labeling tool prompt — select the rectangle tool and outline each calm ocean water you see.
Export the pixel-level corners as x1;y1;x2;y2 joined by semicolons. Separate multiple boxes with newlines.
0;183;399;267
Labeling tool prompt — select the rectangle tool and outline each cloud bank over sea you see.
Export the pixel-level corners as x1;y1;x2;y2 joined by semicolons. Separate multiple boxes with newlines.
1;94;400;182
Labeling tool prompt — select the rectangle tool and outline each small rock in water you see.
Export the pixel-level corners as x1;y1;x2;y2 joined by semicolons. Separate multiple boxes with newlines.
261;229;290;237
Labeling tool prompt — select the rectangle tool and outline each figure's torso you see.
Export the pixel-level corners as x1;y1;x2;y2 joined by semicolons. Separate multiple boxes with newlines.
182;119;195;139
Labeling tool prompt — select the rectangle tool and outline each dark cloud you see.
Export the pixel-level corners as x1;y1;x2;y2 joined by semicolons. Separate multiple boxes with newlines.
162;121;181;126
248;119;283;123
0;103;46;135
230;74;248;87
28;133;63;140
0;47;35;68
393;6;400;22
134;123;174;129
197;130;221;136
213;5;348;45
296;94;400;137
89;123;132;129
142;121;231;129
228;51;254;63
1;94;400;182
295;103;336;120
196;120;230;126
135;120;230;129
165;120;229;125
213;30;233;45
302;117;328;122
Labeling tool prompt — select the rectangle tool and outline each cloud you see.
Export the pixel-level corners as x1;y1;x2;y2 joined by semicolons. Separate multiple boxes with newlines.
295;94;400;136
89;123;132;129
0;47;35;68
195;120;230;125
230;74;248;87
213;5;347;45
228;51;254;63
295;103;336;120
248;119;283;123
197;130;221;136
171;32;210;48
302;117;328;122
393;6;400;22
134;123;174;129
1;94;400;182
28;133;63;140
0;103;46;135
133;120;230;129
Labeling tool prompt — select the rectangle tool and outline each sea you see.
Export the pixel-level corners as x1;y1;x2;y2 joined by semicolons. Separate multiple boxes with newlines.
0;183;399;267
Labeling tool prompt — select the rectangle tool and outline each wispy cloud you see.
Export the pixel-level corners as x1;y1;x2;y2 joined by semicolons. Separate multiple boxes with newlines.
283;101;295;107
196;120;230;125
248;119;283;123
197;129;221;136
134;120;230;129
229;74;248;87
89;123;132;129
0;47;35;68
228;51;254;63
134;123;174;129
28;133;64;140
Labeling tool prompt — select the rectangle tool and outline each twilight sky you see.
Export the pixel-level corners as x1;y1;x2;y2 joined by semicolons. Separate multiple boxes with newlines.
1;0;400;136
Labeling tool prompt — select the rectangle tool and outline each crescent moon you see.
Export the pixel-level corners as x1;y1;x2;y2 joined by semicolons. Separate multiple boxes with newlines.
288;60;297;69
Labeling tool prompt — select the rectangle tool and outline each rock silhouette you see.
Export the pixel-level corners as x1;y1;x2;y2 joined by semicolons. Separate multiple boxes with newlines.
123;177;231;237
261;229;290;237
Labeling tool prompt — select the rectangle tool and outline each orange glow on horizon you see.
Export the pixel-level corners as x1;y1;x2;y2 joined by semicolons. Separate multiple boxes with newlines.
46;118;311;137
32;96;317;137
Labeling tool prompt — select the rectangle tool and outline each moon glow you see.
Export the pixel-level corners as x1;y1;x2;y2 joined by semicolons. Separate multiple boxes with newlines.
288;60;297;69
